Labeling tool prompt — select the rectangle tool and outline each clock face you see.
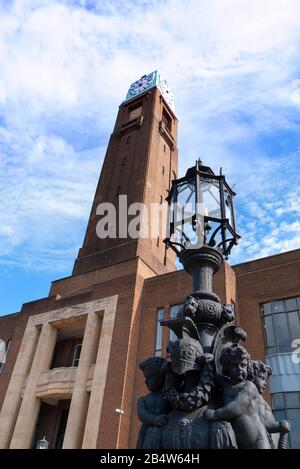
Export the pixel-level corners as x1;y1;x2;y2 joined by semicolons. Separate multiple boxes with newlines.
124;71;175;109
159;78;174;108
128;74;154;96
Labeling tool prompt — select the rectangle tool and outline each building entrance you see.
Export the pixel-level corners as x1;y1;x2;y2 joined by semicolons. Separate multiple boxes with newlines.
54;408;70;449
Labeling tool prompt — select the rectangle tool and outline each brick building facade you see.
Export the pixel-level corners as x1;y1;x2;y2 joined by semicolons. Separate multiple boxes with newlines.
0;72;299;449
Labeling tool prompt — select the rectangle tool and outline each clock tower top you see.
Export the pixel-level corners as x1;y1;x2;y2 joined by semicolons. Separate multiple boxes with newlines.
124;70;175;111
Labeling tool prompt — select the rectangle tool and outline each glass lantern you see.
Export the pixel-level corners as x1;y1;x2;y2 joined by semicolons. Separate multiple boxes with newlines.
164;160;240;258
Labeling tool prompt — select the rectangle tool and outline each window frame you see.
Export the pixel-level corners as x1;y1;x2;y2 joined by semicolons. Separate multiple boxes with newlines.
0;338;11;374
71;343;82;367
162;107;172;131
155;308;164;357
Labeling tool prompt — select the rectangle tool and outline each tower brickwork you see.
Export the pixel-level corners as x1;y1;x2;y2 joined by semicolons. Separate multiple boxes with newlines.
73;83;178;276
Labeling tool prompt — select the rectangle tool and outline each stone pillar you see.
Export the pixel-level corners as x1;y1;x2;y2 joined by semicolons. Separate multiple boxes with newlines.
82;297;117;448
62;312;100;449
9;322;57;449
0;323;40;449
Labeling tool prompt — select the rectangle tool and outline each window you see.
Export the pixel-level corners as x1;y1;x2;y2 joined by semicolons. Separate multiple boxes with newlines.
162;166;165;175
126;136;132;144
128;104;142;121
272;392;300;448
162;108;172;131
169;304;183;342
155;308;164;356
71;344;82;367
261;297;300;355
0;339;11;373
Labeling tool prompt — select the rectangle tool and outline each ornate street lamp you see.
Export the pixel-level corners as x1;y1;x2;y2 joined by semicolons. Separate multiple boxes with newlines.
164;159;240;301
137;159;291;449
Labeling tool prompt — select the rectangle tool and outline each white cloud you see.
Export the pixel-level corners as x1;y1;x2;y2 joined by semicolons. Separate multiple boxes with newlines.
0;0;300;272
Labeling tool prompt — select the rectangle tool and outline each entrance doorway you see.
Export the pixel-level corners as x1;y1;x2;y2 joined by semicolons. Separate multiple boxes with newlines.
33;399;71;449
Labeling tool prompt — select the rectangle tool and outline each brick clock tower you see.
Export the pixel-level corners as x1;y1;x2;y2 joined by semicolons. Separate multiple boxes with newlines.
73;70;178;277
0;71;179;449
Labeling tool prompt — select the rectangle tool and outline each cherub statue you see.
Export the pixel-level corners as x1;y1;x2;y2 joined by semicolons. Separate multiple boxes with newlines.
204;345;272;449
136;356;171;449
248;360;291;448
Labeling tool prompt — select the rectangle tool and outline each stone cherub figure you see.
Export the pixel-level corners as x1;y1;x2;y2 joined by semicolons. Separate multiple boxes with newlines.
248;360;291;448
204;345;272;449
136;356;171;449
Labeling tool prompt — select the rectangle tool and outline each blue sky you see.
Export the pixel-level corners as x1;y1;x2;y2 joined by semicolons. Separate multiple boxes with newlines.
1;0;300;315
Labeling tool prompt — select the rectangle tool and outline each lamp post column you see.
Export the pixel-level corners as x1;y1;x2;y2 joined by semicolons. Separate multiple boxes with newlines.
179;246;223;302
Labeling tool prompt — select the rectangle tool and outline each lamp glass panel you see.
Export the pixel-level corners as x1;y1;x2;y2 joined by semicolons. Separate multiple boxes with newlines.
174;217;200;248
174;180;202;248
200;179;221;219
224;187;234;227
204;219;222;247
177;180;196;215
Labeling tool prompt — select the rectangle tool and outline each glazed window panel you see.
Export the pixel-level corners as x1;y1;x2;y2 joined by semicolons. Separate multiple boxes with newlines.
162;108;172;131
287;409;300;449
285;392;300;408
262;297;300;355
272;393;284;410
262;303;272;316
273;314;290;353
264;315;276;350
155;308;164;357
274;409;286;420
272;392;300;448
0;338;11;374
285;298;298;312
288;311;300;342
71;344;82;367
271;300;285;313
